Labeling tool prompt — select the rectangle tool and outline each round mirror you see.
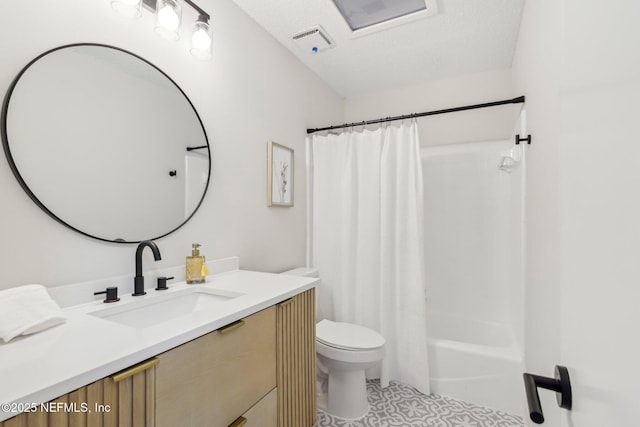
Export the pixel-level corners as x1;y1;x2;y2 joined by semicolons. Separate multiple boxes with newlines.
1;44;211;243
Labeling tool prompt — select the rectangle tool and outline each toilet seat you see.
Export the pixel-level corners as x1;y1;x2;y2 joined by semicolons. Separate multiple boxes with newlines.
316;319;385;351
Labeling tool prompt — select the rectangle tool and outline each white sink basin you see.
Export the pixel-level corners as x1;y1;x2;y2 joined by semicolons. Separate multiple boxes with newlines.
89;287;243;328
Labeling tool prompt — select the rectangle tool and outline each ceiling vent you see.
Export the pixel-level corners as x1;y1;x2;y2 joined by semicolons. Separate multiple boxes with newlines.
291;25;335;54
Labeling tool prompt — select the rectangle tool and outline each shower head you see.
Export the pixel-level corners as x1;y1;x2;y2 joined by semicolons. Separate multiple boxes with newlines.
499;155;517;173
498;144;522;173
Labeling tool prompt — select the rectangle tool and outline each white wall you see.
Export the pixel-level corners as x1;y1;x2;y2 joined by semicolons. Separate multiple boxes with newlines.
514;0;640;425
344;68;519;147
0;0;343;289
512;0;563;423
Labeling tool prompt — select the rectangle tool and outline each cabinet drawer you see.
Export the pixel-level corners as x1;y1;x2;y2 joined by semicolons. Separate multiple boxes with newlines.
228;387;277;427
156;306;276;427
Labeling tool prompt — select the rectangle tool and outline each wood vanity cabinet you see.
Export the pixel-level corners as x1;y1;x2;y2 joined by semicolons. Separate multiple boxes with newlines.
276;288;316;427
155;288;316;427
0;357;158;427
0;288;316;427
155;306;277;427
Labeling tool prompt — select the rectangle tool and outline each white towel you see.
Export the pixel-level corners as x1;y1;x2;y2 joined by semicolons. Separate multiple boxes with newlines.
0;284;66;343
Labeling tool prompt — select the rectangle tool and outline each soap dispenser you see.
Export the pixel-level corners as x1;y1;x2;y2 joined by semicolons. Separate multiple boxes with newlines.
186;243;208;284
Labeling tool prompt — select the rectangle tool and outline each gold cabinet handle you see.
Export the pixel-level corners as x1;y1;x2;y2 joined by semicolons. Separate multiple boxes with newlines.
110;357;159;383
279;297;294;307
228;416;247;427
218;319;245;334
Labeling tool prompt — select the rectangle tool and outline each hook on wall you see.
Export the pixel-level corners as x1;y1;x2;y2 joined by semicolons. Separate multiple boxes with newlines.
186;145;208;151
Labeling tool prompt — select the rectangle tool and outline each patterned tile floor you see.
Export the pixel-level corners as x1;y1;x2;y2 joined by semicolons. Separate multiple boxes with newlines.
316;380;524;427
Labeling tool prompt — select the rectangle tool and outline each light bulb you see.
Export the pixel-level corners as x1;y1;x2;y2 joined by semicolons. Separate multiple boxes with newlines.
192;28;211;50
111;0;142;18
157;5;179;30
190;20;212;59
155;0;181;40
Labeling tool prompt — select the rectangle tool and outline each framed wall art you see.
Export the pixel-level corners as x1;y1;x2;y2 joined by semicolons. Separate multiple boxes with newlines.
267;141;294;207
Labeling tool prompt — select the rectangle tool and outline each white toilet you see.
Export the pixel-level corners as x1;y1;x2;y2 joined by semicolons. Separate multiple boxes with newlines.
316;319;385;419
281;267;386;420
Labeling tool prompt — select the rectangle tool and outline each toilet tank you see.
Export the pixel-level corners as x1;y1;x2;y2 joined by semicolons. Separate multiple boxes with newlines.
280;267;319;278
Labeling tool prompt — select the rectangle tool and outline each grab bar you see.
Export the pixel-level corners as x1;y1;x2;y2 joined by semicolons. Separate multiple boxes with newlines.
523;365;572;424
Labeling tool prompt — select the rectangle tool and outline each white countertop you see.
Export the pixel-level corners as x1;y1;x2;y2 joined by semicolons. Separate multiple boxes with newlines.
0;266;316;422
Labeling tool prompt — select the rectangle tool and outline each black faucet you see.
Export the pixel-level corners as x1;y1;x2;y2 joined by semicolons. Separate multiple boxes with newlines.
133;240;162;296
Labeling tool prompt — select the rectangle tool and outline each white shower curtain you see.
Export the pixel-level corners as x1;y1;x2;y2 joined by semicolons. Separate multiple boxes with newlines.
310;121;430;394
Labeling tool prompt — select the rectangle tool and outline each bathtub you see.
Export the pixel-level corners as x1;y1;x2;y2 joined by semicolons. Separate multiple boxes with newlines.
427;311;524;416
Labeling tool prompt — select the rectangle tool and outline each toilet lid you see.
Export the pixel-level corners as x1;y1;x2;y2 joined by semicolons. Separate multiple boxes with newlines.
316;319;385;351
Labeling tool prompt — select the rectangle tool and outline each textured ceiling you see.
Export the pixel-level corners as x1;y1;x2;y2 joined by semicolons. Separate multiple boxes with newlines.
231;0;525;97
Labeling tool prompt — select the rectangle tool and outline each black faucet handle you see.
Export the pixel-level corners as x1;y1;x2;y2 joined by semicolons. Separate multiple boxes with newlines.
94;286;120;303
156;276;174;291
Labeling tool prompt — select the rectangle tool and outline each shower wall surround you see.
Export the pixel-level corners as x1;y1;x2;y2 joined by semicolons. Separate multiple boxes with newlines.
422;140;525;415
0;0;342;289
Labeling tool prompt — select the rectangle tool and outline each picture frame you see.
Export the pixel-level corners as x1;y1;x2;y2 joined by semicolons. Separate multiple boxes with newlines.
267;141;294;207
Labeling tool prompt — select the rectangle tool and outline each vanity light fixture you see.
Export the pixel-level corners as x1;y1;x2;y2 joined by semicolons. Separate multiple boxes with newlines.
190;15;213;59
111;0;142;18
155;0;182;40
110;0;213;59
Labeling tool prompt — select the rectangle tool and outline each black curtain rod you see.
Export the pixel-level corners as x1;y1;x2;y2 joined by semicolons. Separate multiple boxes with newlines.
306;95;525;134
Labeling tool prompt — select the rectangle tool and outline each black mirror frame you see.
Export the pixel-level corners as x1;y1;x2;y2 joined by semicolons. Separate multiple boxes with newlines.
1;43;211;244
